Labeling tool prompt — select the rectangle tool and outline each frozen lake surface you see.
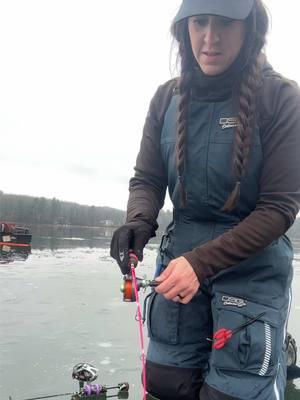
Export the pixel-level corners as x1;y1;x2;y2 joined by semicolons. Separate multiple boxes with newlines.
1;233;300;400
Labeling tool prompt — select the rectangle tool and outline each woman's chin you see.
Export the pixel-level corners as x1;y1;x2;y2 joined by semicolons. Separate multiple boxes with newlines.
199;64;227;76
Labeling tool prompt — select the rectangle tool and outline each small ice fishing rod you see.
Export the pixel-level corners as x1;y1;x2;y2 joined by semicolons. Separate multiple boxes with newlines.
8;363;129;400
122;253;151;400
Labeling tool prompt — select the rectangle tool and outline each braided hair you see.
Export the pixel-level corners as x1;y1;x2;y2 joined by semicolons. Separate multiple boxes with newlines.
172;0;269;211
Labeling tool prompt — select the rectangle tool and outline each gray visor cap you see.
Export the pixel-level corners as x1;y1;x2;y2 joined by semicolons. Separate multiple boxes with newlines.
174;0;254;23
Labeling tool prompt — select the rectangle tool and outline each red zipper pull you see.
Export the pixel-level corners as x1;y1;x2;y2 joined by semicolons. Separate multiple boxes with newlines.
212;312;266;350
212;328;233;349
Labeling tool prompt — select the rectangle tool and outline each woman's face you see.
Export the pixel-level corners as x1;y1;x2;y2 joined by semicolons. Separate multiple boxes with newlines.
188;15;246;76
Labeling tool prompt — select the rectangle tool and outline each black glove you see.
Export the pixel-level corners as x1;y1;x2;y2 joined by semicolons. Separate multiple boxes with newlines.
110;221;155;275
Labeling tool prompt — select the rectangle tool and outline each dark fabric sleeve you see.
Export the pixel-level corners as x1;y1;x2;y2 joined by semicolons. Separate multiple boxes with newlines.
126;80;177;230
183;76;300;282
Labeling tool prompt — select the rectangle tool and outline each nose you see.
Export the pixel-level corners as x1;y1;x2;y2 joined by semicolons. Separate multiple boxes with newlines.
204;22;220;46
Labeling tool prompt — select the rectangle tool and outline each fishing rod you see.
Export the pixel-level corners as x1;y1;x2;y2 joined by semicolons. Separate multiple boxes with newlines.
120;253;160;400
8;363;129;400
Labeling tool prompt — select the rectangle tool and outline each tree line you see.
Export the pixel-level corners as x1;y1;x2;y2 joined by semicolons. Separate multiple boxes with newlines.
1;190;298;238
0;191;172;230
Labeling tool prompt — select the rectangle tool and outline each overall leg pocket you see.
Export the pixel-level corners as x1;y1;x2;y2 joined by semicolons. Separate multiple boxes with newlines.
147;292;180;345
211;292;281;376
147;290;212;346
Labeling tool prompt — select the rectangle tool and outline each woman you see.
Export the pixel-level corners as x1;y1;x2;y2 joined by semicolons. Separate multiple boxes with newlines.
110;0;300;399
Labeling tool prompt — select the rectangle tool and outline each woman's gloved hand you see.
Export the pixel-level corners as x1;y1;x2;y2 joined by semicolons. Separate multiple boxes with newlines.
110;221;155;275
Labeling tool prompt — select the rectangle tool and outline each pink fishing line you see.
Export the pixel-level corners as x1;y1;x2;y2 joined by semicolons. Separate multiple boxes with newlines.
131;264;147;400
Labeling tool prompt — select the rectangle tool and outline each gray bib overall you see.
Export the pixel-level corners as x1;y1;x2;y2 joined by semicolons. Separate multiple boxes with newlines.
146;94;293;400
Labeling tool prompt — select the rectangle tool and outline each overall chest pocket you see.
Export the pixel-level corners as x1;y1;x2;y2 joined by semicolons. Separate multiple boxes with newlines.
211;292;281;376
211;123;261;145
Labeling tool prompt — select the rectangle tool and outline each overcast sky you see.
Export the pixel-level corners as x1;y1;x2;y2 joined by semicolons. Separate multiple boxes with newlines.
0;1;299;211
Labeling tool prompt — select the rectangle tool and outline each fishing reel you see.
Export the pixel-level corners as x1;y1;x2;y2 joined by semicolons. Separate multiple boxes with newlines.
120;274;158;302
120;252;158;302
71;363;129;399
72;363;99;385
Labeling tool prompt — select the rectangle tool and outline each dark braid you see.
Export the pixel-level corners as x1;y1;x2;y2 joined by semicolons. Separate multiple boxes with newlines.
173;21;195;208
223;0;268;211
176;83;189;208
222;58;263;211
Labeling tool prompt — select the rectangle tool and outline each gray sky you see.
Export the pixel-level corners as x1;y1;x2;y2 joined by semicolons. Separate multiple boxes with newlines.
0;0;299;210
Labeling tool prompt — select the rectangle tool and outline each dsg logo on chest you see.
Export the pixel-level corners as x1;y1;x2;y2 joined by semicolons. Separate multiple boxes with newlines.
219;117;237;130
222;295;247;308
